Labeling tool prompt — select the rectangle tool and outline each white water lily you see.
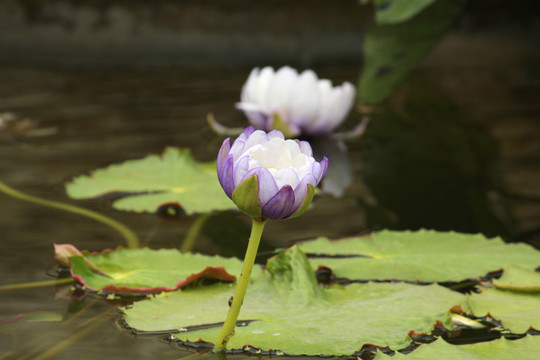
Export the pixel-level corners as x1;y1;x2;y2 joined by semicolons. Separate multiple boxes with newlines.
236;66;356;137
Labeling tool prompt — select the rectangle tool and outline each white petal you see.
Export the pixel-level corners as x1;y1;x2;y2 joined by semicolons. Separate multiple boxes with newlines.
241;67;260;103
244;130;270;152
288;70;320;127
267;66;298;119
255;67;276;111
273;167;300;189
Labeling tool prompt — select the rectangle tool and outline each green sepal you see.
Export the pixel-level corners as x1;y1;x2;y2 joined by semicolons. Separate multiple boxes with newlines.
288;184;315;219
272;113;295;138
232;174;262;219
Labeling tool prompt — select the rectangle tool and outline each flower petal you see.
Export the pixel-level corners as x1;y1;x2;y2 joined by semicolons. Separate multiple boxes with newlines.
255;67;275;111
217;137;231;171
291;174;317;213
261;185;295;220
236;102;270;130
240;67;260;103
289;69;319;128
218;154;235;198
267;66;297;118
233;155;250;187
239;166;279;206
298;140;313;156
273;167;300;189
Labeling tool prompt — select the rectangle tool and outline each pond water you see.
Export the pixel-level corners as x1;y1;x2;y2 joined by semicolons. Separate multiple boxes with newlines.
0;35;539;359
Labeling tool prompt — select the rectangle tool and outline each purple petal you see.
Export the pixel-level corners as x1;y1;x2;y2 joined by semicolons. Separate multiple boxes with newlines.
239;166;279;206
218;154;235;198
261;185;295;220
317;156;329;184
236;103;270;130
236;126;256;143
291;174;317;213
217;138;231;171
230;139;246;162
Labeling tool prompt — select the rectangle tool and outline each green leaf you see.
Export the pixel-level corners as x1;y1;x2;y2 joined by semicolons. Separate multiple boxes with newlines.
297;230;540;283
493;265;540;292
373;336;540;360
68;247;261;294
359;0;465;105
468;287;540;333
231;175;261;219
65;147;235;215
371;0;438;24
124;246;467;355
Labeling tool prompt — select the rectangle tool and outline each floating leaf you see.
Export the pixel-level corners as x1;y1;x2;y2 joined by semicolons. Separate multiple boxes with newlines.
65;247;260;294
373;336;540;360
124;246;467;355
297;230;540;283
468;287;540;333
493;265;540;292
359;0;465;105
65;147;235;215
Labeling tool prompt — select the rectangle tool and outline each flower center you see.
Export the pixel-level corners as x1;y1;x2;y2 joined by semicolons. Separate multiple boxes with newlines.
244;138;314;188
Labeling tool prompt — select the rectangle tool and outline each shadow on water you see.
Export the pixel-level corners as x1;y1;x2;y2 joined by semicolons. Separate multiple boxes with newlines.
1;2;539;359
359;75;516;239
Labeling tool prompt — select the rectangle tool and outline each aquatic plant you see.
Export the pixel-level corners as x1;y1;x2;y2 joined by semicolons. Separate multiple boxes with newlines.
214;126;328;350
236;66;356;137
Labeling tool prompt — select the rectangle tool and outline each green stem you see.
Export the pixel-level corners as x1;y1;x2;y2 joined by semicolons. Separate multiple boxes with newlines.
0;278;73;292
214;218;266;352
180;213;210;253
0;180;140;249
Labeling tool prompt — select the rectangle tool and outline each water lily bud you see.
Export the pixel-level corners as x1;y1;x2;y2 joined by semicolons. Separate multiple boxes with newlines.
217;126;328;220
236;66;356;137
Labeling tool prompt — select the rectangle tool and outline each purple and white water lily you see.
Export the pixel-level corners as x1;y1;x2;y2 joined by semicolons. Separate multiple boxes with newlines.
236;66;356;137
217;126;328;220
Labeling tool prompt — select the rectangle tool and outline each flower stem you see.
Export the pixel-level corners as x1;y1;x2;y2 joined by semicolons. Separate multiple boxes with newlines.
214;218;267;352
0;180;140;249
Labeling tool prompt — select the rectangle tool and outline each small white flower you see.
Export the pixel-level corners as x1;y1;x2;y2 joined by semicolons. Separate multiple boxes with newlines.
236;66;356;137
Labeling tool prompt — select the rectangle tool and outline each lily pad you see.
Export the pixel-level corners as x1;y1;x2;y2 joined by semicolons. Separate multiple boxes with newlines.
64;246;261;294
297;230;540;283
123;246;467;355
468;287;540;333
373;336;540;360
359;0;465;105
492;265;540;292
65;147;235;215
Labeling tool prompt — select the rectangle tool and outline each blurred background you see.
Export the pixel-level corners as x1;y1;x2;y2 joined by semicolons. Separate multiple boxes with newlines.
0;0;539;358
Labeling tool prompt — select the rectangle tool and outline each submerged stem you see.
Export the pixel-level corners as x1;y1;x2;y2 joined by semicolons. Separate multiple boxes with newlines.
214;218;266;352
0;180;140;249
180;213;210;253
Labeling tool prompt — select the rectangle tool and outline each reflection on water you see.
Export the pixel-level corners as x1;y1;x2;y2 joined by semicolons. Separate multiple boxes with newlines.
0;45;539;358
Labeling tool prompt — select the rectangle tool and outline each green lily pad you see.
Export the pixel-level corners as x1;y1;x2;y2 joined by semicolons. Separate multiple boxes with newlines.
124;246;467;355
374;336;540;360
359;0;465;105
493;265;540;292
468;287;540;333
66;247;261;294
65;147;235;215
297;230;540;283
